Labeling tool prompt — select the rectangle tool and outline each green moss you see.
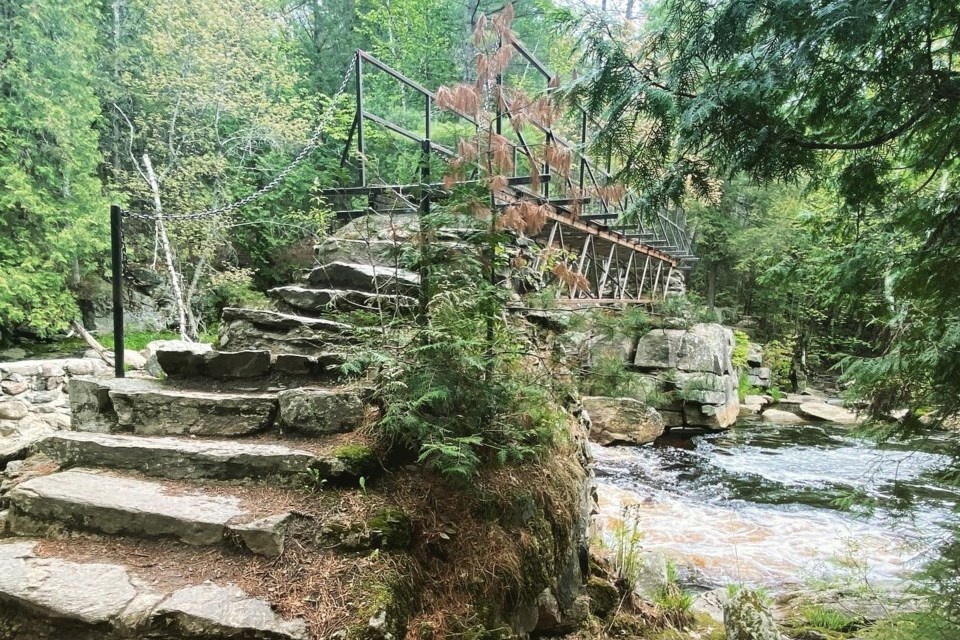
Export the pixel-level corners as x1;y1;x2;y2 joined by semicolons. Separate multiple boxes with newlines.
332;443;377;475
586;577;620;617
367;507;413;550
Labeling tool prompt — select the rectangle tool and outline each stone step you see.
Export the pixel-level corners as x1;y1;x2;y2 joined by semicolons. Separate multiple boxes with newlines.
6;469;292;556
304;261;420;296
0;540;307;639
269;285;417;314
156;343;348;381
68;377;369;438
36;431;375;485
69;376;277;436
218;307;354;355
157;347;271;379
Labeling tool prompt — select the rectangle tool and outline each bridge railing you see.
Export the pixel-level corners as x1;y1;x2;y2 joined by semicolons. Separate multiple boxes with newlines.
326;43;696;265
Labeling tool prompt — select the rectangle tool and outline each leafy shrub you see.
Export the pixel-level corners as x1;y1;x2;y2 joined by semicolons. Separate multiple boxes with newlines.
732;329;750;369
360;204;565;482
200;267;271;320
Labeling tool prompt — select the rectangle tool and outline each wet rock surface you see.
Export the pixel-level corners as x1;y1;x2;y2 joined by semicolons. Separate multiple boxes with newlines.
583;396;665;446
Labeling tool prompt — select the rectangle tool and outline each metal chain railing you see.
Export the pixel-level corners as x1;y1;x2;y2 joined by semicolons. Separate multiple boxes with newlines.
122;60;355;222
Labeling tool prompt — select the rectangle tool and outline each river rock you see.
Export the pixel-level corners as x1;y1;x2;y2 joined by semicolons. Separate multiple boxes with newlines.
724;588;782;640
582;396;665;446
0;399;29;420
761;408;807;424
798;402;859;426
1;380;28;396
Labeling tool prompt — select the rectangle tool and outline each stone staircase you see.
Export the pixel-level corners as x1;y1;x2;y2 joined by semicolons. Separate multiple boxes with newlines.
0;259;422;639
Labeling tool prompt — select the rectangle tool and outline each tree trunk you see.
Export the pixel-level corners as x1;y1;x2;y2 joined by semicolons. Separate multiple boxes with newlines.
142;153;191;341
706;260;718;311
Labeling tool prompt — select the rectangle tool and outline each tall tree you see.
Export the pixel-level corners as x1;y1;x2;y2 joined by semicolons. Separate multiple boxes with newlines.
561;0;960;417
0;0;107;337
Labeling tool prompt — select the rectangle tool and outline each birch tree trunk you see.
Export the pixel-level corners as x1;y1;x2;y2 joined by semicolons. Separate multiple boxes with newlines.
142;153;191;341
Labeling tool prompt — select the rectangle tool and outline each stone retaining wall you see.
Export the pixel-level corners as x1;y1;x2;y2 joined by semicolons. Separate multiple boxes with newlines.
0;358;111;465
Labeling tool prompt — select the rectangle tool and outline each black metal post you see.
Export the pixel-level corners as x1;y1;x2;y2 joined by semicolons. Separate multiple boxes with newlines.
355;52;366;186
418;125;431;326
110;204;125;378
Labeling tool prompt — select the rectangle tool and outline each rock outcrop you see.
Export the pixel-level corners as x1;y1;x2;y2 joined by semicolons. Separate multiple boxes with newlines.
634;323;739;430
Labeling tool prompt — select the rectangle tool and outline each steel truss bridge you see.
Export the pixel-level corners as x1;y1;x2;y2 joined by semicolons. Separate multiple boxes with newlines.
320;43;697;303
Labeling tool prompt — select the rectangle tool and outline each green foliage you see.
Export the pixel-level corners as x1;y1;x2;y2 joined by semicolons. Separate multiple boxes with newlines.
360;202;564;482
609;505;645;589
0;0;107;336
100;330;179;352
655;559;695;628
801;605;858;633
732;330;750;370
200;267;272;318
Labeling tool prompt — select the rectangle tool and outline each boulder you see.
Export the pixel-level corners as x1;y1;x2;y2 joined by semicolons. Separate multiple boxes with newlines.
798;402;859;426
676;372;732;406
724;588;783;640
269;286;416;314
582;396;665;446
124;349;147;370
277;388;365;435
747;343;763;367
684;401;739;430
761;408;807;424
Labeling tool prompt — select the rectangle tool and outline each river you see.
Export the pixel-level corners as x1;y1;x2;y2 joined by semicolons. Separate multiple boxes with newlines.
592;418;958;591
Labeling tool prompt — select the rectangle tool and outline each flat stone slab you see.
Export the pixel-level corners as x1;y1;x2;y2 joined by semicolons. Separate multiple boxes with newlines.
305;261;420;295
269;285;417;314
0;541;306;638
69;376;277;436
157;348;271;379
7;469;280;551
36;432;317;483
798;402;859;425
153;583;307;639
0;540;160;627
221;307;350;333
